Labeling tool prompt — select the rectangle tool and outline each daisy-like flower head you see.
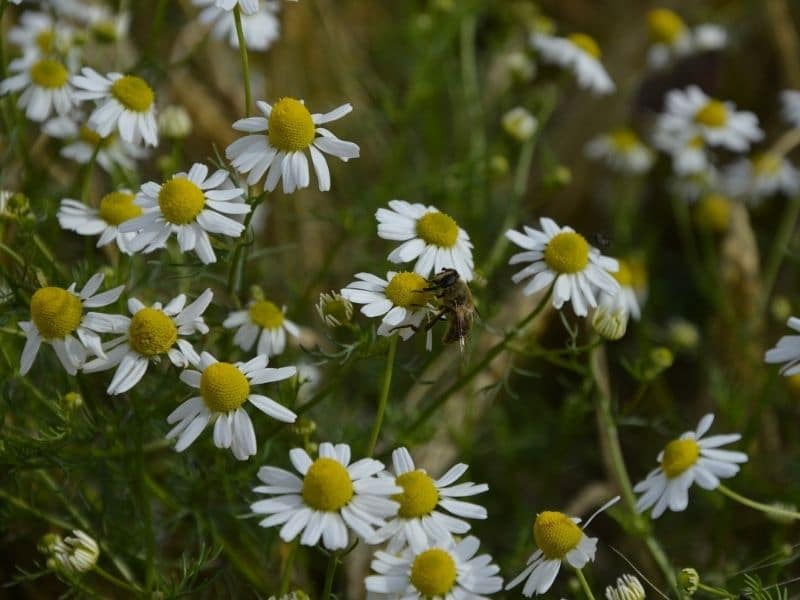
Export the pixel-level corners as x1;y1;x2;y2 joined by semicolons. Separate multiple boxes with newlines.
598;257;645;322
71;67;158;146
652;126;709;176
19;273;124;376
668;166;722;204
634;414;748;519
377;200;475;281
8;11;73;58
316;290;354;327
119;163;249;265
376;447;488;553
167;349;297;460
781;90;800;129
764;316;800;375
506;496;620;597
0;54;74;122
531;32;615;95
58;191;142;254
82;289;213;394
724;152;800;205
194;0;280;51
506;218;620;317
646;8;691;68
226;98;359;193
585;128;654;174
223;297;300;357
366;535;503;599
250;442;401;550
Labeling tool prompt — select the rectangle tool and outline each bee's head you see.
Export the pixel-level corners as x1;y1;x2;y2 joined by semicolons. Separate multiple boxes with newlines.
431;268;459;288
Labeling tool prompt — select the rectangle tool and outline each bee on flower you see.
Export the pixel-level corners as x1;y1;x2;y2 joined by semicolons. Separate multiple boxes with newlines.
531;31;615;95
194;0;281;51
585;128;654;174
223;296;300;357
0;54;75;122
723;152;800;205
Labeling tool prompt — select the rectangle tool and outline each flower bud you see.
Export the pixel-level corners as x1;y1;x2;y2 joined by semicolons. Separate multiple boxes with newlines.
502;107;538;142
489;154;510;178
592;305;628;340
694;194;731;234
770;296;792;324
63;392;83;410
677;568;699;596
316;291;354;327
158;105;193;140
51;530;100;574
605;574;646;600
667;318;700;353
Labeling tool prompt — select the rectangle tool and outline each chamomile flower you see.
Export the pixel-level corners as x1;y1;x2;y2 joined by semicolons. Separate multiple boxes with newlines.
506;218;620;317
226;98;359;193
19;273;124;376
506;497;620;597
376;200;475;281
167;349;297;460
645;8;692;69
531;32;615;95
366;535;503;599
0;54;75;122
8;11;73;58
652;128;709;176
119;163;249;265
44;115;147;172
82;290;213;395
223;298;300;357
765;317;800;375
213;0;261;14
634;414;748;519
71;67;158;146
194;0;280;51
58;191;142;254
250;442;401;549
592;258;646;340
780;90;800;129
585;128;654;174
724;153;800;204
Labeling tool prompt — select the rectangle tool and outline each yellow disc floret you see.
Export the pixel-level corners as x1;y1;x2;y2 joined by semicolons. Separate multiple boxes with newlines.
99;191;142;226
567;33;601;59
544;231;590;274
694;100;728;128
533;511;583;560
29;59;69;89
613;259;633;287
753;152;782;175
661;438;700;478
268;98;316;152
384;272;428;308
249;300;284;329
416;211;460;248
30;287;82;339
647;8;687;44
158;177;205;225
410;548;457;597
301;457;354;511
610;129;640;152
36;30;54;54
694;194;731;234
128;307;177;357
200;362;250;413
110;75;155;113
394;470;439;518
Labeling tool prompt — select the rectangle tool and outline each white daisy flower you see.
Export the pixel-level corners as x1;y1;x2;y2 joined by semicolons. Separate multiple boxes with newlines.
0;54;75;122
225;97;360;193
652;127;709;176
634;414;748;519
19;273;124;376
82;289;213;395
531;32;615;96
506;496;620;597
505;218;620;317
84;7;130;44
7;11;73;59
194;0;280;51
250;442;401;550
780;90;800;129
58;191;142;254
724;152;800;204
765;317;800;375
223;298;300;357
599;258;645;321
71;67;158;146
668;167;722;204
213;0;261;14
366;535;503;599
376;200;475;281
585;128;654;174
376;447;488;553
645;8;692;69
119;163;249;265
692;24;727;53
167;349;297;460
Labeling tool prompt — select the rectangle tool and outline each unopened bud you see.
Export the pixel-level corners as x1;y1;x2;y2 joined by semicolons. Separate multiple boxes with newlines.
605;574;646;600
677;568;699;596
316;291;354;327
158;105;193;140
592;305;628;341
502;107;538;142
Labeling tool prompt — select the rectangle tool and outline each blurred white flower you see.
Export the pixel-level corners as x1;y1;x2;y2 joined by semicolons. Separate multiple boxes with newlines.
724;152;800;205
58;191;142;254
585;128;654;174
502;106;538;142
531;31;615;95
0;55;75;122
194;0;281;51
780;90;800;129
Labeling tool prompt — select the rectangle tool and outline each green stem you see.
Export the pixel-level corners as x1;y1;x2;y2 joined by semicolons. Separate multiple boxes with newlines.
93;565;141;593
134;411;156;591
322;551;339;599
671;196;718;306
81;145;101;203
697;582;736;599
717;484;800;520
575;568;597;600
226;195;263;300
366;335;398;457
279;539;299;595
761;193;800;311
33;233;68;278
0;489;74;530
233;6;252;116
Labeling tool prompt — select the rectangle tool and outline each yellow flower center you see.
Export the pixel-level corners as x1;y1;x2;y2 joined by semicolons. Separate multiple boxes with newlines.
99;191;142;226
30;287;82;339
394;470;440;518
384;272;428;308
416;211;460;248
544;231;590;274
268;98;316;152
410;548;457;597
158;177;205;225
694;100;728;128
647;8;687;44
92;21;119;44
29;59;69;89
753;152;782;175
200;362;250;413
128;307;177;357
567;33;601;59
533;511;583;560
610;129;640;152
613;259;633;286
688;136;704;149
36;30;54;54
301;457;354;511
249;300;285;329
79;125;113;147
661;438;700;478
694;194;731;233
110;75;155;113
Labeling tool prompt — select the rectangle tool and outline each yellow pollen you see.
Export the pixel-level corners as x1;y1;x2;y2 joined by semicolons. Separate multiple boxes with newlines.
394;470;439;518
610;129;640;152
30;287;82;339
753;152;782;175
110;75;154;112
99;191;142;226
249;300;285;329
416;211;460;248
36;30;54;54
647;9;687;44
694;100;728;128
268;98;316;152
567;33;601;59
661;438;700;478
544;231;590;274
29;59;69;89
79;125;112;147
200;362;250;413
384;272;429;308
533;511;583;560
301;457;354;511
613;260;633;287
694;194;731;234
128;307;177;357
158;177;205;225
410;548;457;597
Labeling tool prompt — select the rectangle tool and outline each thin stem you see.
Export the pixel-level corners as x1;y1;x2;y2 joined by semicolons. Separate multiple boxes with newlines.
322;551;339;599
81;145;101;203
575;568;597;600
226;195;263;300
697;582;736;599
761;193;800;311
717;484;800;520
278;539;299;595
0;489;74;530
233;6;252;116
93;565;141;593
366;335;398;457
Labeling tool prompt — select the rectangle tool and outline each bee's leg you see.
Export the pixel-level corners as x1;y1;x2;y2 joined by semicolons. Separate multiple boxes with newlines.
423;309;447;332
